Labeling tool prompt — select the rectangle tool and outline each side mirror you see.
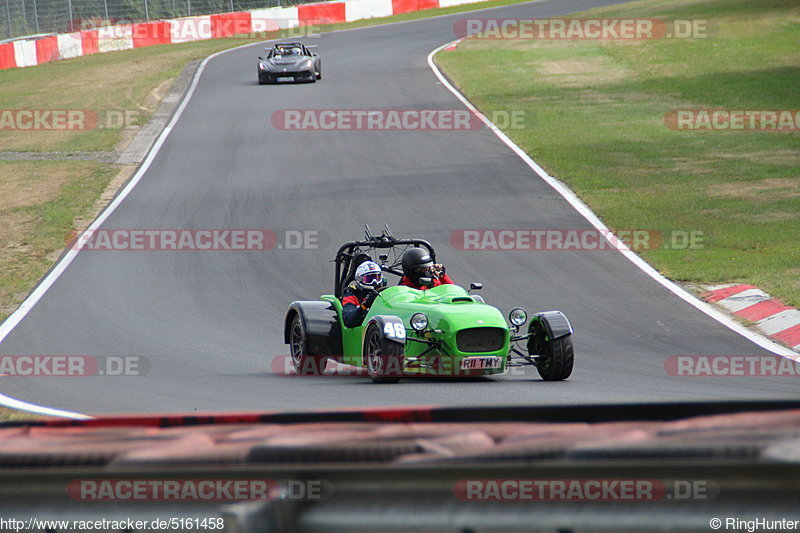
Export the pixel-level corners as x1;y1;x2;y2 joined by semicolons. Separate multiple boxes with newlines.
258;56;263;60
468;282;483;292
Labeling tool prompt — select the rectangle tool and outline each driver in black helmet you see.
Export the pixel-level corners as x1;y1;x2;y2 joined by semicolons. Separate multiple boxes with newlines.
399;248;453;290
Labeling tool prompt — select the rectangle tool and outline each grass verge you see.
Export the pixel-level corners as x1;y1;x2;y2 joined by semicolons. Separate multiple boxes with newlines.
0;407;46;422
435;0;800;307
0;0;536;421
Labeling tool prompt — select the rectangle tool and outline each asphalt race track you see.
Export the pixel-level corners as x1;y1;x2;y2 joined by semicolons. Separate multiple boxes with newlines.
0;0;796;415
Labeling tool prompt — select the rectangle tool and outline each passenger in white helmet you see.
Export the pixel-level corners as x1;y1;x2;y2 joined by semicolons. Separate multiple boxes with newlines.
341;261;383;327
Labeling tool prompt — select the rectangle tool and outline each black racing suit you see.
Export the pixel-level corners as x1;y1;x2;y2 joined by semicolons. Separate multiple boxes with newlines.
341;283;377;328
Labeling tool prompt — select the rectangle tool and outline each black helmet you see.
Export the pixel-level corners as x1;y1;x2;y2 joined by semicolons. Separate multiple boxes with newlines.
402;248;434;283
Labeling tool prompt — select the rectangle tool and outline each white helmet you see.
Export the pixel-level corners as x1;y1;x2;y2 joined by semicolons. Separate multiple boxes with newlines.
355;261;382;290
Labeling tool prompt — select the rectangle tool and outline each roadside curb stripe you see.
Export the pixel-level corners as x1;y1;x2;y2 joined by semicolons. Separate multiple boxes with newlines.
715;288;771;313
702;285;800;353
736;299;793;323
771;325;800;351
759;310;800;337
428;40;797;360
701;284;756;303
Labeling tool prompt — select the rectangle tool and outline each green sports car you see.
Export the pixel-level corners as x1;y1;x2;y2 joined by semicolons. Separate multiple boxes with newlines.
283;227;574;383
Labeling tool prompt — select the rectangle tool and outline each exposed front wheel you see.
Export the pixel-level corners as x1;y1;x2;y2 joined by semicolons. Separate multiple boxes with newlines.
364;323;403;384
530;321;573;381
289;314;326;375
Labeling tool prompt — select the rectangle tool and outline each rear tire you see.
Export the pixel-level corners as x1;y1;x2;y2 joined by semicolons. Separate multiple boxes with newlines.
530;321;573;381
364;323;403;384
289;314;326;375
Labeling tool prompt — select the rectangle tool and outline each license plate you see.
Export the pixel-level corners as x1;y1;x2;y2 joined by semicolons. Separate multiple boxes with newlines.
276;76;293;82
460;357;502;370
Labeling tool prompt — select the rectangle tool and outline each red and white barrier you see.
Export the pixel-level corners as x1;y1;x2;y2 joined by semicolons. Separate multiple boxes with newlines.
12;39;37;67
438;0;484;7
1;0;464;70
57;32;83;59
79;30;99;56
0;42;15;69
210;12;252;38
133;21;172;48
250;7;301;31
345;0;394;22
170;15;213;43
390;0;438;15
97;25;134;53
35;35;59;64
298;2;347;25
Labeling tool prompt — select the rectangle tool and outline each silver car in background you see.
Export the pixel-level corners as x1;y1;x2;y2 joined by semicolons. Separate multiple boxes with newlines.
258;42;321;84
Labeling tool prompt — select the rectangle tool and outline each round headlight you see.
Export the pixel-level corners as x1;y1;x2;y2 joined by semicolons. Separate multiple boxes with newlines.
410;313;428;332
509;308;527;326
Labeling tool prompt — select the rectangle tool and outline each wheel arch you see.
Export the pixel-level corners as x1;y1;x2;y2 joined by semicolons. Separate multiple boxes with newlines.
362;315;406;366
528;310;573;344
527;310;574;381
284;301;342;357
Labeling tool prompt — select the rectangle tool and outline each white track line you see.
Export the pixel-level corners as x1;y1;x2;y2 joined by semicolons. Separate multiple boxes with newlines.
0;391;90;419
0;0;548;419
427;40;797;359
0;42;264;418
2;0;792;419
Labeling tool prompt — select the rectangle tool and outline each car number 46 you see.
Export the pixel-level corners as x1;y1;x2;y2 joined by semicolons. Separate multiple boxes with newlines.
384;323;406;339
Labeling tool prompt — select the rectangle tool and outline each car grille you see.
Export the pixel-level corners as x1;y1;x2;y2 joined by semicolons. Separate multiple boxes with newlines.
456;327;506;353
